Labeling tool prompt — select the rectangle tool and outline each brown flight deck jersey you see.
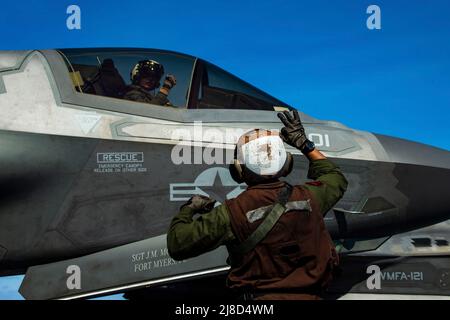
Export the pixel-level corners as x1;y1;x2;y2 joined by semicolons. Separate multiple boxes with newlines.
225;181;338;300
167;158;348;300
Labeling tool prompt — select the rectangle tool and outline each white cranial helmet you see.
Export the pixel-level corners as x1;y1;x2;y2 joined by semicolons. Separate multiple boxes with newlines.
230;129;293;184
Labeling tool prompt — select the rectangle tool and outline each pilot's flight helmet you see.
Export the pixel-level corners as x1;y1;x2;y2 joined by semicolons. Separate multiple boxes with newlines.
130;60;164;85
229;129;293;185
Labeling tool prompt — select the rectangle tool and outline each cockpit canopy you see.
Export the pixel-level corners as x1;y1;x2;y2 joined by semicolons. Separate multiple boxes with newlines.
59;48;292;111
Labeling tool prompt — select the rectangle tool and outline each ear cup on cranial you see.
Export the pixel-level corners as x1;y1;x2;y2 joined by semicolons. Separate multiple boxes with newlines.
229;160;244;184
281;152;294;177
229;146;244;184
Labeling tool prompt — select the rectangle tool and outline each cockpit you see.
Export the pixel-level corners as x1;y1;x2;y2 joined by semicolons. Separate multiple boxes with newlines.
58;48;292;111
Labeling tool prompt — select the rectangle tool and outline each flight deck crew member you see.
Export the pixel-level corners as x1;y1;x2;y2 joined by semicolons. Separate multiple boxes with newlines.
167;110;348;300
123;60;177;106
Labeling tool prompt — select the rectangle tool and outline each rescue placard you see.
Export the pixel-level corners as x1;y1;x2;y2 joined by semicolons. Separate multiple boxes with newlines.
94;152;147;173
97;152;144;163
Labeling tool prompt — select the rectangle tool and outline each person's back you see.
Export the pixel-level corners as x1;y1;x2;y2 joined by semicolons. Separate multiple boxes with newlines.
167;111;348;300
225;180;338;300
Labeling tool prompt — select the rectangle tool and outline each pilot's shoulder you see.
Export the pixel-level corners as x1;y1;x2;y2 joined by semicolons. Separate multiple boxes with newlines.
123;86;151;102
123;86;136;96
124;85;142;95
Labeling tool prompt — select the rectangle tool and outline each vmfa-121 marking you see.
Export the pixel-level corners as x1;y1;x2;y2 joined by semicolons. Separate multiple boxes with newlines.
0;49;449;299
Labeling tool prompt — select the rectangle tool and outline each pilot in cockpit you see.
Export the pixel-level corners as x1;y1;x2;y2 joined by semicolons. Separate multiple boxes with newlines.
123;59;177;106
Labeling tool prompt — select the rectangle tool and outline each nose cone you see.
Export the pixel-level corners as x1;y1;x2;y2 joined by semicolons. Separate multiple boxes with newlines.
375;134;450;231
327;134;450;240
375;134;450;170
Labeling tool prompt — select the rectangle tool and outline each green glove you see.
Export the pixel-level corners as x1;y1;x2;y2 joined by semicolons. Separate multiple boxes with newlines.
277;110;308;150
182;195;216;213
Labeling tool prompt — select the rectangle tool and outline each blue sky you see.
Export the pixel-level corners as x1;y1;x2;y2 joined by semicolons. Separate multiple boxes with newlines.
0;0;449;299
0;0;449;150
0;276;23;300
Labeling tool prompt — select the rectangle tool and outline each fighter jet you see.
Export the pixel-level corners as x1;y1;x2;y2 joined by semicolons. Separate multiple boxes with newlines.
0;48;449;300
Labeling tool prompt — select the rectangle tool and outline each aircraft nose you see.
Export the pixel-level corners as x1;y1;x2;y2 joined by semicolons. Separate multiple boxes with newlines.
375;134;450;231
374;134;450;170
327;135;450;239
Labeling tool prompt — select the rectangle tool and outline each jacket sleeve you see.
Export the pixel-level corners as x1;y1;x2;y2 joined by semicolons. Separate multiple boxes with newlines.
303;159;348;215
167;204;236;261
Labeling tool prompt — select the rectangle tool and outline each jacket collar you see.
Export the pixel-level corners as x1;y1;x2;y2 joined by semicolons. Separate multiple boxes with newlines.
128;84;149;93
